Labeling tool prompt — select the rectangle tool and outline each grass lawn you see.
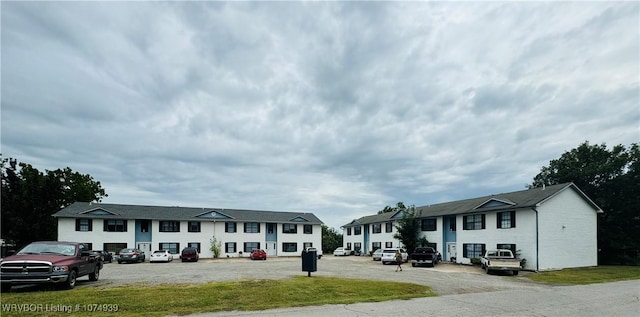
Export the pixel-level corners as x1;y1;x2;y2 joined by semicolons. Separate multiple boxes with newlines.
0;276;435;316
526;265;640;285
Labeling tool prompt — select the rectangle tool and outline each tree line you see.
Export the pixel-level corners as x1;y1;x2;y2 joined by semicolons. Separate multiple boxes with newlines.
2;141;638;265
1;156;107;248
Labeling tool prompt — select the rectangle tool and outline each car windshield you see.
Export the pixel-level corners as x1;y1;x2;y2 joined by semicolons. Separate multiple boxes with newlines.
18;243;75;256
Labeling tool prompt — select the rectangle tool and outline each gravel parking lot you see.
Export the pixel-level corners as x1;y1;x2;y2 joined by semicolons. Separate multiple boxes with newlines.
84;255;547;296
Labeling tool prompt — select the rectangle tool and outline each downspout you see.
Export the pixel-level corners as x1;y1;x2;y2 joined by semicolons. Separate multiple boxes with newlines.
532;207;540;272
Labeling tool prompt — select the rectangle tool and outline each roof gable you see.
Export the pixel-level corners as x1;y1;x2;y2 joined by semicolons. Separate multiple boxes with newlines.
474;198;516;209
290;216;309;222
196;210;234;219
80;207;119;216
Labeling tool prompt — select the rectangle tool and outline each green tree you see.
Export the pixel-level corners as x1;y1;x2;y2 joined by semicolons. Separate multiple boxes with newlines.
530;141;639;265
393;204;421;254
378;202;406;214
322;225;342;254
1;156;108;247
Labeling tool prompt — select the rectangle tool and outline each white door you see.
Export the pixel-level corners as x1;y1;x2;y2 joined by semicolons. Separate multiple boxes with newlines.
447;243;457;262
137;242;151;257
266;241;276;256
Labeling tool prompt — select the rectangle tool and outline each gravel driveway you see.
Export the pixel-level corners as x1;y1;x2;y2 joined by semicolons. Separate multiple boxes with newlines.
85;255;547;295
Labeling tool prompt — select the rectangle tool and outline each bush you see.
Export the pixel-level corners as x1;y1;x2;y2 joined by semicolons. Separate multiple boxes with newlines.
470;257;481;265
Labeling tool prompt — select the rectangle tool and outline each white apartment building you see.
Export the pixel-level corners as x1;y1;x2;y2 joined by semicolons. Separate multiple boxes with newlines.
342;183;602;271
54;203;323;259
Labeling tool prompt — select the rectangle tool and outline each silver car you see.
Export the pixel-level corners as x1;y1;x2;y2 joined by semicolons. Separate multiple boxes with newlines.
117;248;146;264
380;248;408;265
372;249;383;261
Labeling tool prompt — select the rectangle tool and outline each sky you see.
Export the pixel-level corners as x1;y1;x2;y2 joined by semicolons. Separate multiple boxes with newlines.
1;1;638;231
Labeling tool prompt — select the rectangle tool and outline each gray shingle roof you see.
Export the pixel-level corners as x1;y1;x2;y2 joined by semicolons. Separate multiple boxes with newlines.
342;182;601;227
53;202;324;224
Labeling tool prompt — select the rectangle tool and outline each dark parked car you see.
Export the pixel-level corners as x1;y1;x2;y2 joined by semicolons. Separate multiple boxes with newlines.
91;250;113;263
180;247;199;262
249;249;267;260
117;248;145;264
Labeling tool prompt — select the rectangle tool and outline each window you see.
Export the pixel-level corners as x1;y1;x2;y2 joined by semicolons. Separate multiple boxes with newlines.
354;242;362;252
354;226;361;235
449;217;457;231
140;220;149;232
244;223;260;233
347;228;352;235
372;242;381;250
386;222;393;233
497;211;516;229
385;242;393;248
83;243;93;250
159;242;179;254
188;221;201;232
225;222;236;233
188;242;201;253
159;221;180;232
346;242;352;250
225;242;236;253
463;214;485;230
372;223;381;233
283;224;297;234
244;242;260;252
421;218;437;231
303;224;312;234
463;243;485;258
76;219;92;232
497;243;516;254
104;219;127;232
282;243;297;252
303;242;313;249
104;243;127;254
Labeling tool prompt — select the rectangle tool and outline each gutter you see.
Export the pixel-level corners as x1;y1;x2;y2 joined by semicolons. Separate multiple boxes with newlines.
532;206;540;272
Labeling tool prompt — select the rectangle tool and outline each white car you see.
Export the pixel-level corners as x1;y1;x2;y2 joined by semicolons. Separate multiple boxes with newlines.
150;250;173;263
380;248;408;265
333;247;349;256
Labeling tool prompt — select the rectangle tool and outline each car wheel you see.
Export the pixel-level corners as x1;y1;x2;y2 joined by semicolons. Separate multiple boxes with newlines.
513;270;519;276
411;263;416;267
117;260;122;264
64;270;77;289
89;266;100;281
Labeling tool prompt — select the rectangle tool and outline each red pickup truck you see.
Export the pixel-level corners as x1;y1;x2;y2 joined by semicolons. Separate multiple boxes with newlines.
0;241;103;292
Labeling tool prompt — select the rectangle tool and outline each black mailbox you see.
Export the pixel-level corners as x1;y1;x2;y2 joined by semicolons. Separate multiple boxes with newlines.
301;248;318;276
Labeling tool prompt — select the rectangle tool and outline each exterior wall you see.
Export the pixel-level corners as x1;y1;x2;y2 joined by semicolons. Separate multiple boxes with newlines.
417;217;444;255
453;210;537;268
343;227;362;253
537;189;598;270
345;221;402;254
58;218;322;259
58;218;135;251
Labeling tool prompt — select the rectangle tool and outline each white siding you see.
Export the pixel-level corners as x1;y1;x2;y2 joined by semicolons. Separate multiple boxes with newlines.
537;188;598;270
58;218;135;252
57;218;322;259
418;217;444;255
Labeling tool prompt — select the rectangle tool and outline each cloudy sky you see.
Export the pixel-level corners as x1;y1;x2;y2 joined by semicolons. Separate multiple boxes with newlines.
2;1;638;231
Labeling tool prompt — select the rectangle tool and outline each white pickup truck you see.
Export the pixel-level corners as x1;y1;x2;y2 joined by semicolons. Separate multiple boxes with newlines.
480;249;521;275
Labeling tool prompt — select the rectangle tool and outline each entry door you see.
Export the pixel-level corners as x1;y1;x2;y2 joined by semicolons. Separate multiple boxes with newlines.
137;242;151;257
447;243;457;262
266;241;277;256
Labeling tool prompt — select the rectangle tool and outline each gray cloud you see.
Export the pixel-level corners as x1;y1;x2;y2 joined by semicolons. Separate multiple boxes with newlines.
1;2;638;230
